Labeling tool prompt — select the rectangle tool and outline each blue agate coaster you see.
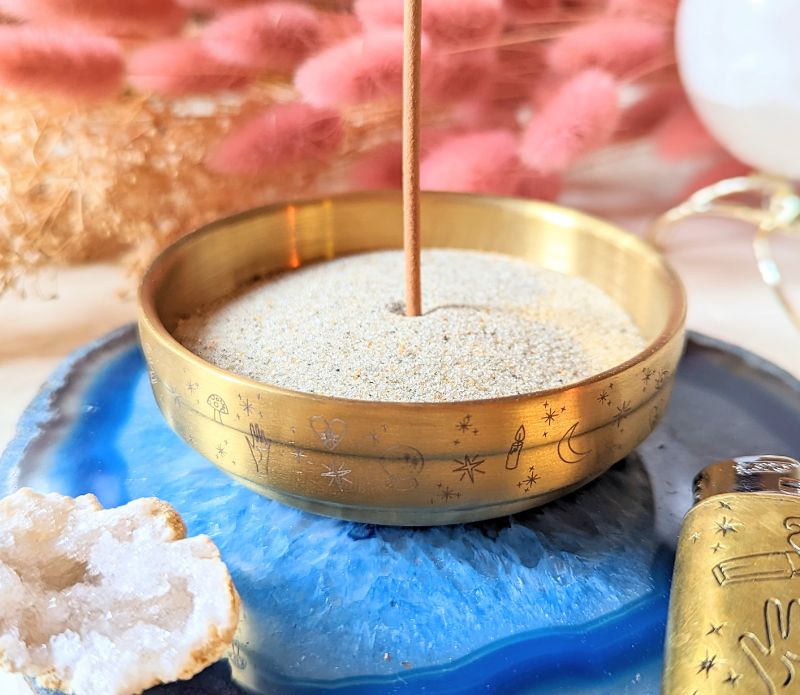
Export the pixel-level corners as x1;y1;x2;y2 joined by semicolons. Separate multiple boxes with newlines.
3;327;800;695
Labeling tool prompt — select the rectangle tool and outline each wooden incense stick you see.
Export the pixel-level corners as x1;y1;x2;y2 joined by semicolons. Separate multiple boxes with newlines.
403;0;422;317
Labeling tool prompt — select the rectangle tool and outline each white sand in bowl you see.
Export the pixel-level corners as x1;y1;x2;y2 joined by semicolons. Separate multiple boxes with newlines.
175;249;646;402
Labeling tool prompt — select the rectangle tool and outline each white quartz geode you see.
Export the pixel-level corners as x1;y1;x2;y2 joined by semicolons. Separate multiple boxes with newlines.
677;0;800;178
0;488;240;695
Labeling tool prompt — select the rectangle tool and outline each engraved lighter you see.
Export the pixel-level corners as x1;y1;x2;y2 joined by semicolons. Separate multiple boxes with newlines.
662;455;800;694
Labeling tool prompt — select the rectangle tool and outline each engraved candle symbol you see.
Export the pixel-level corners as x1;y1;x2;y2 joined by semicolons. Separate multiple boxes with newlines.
505;425;525;470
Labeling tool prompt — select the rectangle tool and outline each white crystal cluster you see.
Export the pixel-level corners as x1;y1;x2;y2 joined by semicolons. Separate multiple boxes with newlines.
0;489;239;695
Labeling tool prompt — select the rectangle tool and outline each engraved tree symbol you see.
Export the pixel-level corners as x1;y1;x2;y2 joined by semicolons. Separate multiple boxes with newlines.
740;598;800;693
207;394;228;423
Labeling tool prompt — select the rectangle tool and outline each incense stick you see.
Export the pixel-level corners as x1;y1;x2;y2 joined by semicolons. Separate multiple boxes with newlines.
403;0;422;317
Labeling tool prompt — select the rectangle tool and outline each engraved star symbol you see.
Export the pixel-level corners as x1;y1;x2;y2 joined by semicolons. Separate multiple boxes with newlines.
542;431;548;438
697;651;716;677
452;455;486;483
711;542;725;553
320;461;352;491
719;500;732;510
542;407;558;425
690;532;701;543
715;516;739;536
165;383;180;402
608;382;614;389
520;466;540;492
707;623;724;636
215;441;227;459
187;381;198;394
723;670;741;686
290;448;306;461
597;391;609;403
615;401;632;429
240;398;254;416
453;439;461;446
436;485;460;503
543;401;549;408
456;416;472;433
641;367;654;384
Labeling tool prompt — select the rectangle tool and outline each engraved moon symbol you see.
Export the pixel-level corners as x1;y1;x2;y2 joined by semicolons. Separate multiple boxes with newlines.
558;422;591;464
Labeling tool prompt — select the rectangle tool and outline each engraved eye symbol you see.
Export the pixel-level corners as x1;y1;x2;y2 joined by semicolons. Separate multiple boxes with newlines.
380;445;425;491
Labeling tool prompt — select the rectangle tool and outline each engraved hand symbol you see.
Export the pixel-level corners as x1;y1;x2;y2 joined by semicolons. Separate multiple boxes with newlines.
245;423;271;474
740;598;800;693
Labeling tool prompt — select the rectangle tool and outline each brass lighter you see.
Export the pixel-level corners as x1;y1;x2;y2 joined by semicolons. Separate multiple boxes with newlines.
663;455;800;694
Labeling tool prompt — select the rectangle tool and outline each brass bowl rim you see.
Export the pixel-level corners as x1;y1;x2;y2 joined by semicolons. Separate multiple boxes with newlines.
139;190;687;410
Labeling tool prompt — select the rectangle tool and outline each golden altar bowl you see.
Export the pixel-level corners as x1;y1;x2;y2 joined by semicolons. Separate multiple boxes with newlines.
138;191;686;525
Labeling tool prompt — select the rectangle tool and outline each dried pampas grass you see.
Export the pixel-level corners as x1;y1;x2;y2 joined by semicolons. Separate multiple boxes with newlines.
0;0;745;295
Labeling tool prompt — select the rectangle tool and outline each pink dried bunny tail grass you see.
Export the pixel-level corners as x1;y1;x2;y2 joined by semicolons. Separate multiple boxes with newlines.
516;170;562;201
547;19;668;78
491;41;547;107
420;0;504;47
655;101;721;161
206;102;344;175
128;38;252;96
520;69;619;174
352;0;402;27
350;142;403;189
421;129;522;196
1;0;186;37
174;0;253;10
316;10;362;44
616;84;683;140
295;29;426;107
354;0;503;47
607;0;679;23
502;0;560;21
451;98;519;130
0;27;124;100
424;48;497;104
203;2;322;72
